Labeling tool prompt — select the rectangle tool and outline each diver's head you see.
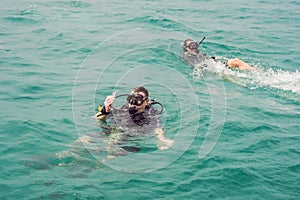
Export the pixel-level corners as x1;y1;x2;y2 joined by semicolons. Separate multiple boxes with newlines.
127;86;149;115
183;38;199;54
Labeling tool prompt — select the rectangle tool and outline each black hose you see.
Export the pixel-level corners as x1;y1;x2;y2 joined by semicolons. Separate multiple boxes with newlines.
198;36;206;46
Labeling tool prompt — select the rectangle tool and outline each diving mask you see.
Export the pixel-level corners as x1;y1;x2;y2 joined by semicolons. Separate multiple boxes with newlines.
187;42;199;50
127;94;148;106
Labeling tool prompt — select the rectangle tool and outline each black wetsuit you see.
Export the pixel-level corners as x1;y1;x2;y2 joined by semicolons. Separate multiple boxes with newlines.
183;51;228;70
98;105;162;153
182;51;208;67
104;105;161;132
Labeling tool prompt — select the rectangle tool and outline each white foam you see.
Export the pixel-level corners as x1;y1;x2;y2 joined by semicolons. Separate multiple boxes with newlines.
248;68;300;93
192;61;300;94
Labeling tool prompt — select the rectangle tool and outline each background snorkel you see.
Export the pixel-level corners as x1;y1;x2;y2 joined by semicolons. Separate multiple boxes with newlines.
114;93;164;115
198;36;206;46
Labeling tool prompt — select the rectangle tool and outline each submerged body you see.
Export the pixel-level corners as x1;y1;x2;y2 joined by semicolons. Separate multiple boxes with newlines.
183;51;229;75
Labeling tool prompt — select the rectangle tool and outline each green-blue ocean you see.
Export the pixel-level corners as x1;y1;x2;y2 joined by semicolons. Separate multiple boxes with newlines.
1;0;299;199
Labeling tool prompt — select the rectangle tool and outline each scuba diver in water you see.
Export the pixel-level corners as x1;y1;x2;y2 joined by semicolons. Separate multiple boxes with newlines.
92;86;174;153
95;86;159;124
56;87;173;164
183;38;255;71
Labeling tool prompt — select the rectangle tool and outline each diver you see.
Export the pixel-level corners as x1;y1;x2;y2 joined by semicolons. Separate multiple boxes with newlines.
56;86;173;165
91;86;174;154
183;37;255;71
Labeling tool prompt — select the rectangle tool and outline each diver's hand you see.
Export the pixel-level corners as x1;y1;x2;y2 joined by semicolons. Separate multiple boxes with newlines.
104;95;115;112
157;137;174;150
155;128;174;150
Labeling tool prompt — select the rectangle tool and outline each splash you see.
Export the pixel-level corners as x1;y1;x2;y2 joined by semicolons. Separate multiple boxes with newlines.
192;61;300;94
247;68;300;94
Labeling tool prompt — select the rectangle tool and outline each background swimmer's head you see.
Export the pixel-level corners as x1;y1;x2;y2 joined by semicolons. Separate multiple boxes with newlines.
183;38;199;54
183;39;194;47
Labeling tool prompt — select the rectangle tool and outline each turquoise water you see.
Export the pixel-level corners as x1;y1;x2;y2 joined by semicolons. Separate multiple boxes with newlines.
1;0;300;199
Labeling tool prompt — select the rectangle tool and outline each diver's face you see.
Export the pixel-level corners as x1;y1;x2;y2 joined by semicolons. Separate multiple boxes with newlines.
128;92;149;114
185;40;199;53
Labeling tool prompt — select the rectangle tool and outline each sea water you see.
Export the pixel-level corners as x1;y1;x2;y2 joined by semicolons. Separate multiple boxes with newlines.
1;0;299;199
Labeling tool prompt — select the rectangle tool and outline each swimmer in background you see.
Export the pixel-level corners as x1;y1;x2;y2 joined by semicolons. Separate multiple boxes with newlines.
183;38;255;71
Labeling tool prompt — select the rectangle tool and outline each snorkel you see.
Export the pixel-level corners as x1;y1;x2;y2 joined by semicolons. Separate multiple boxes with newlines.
198;36;206;46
